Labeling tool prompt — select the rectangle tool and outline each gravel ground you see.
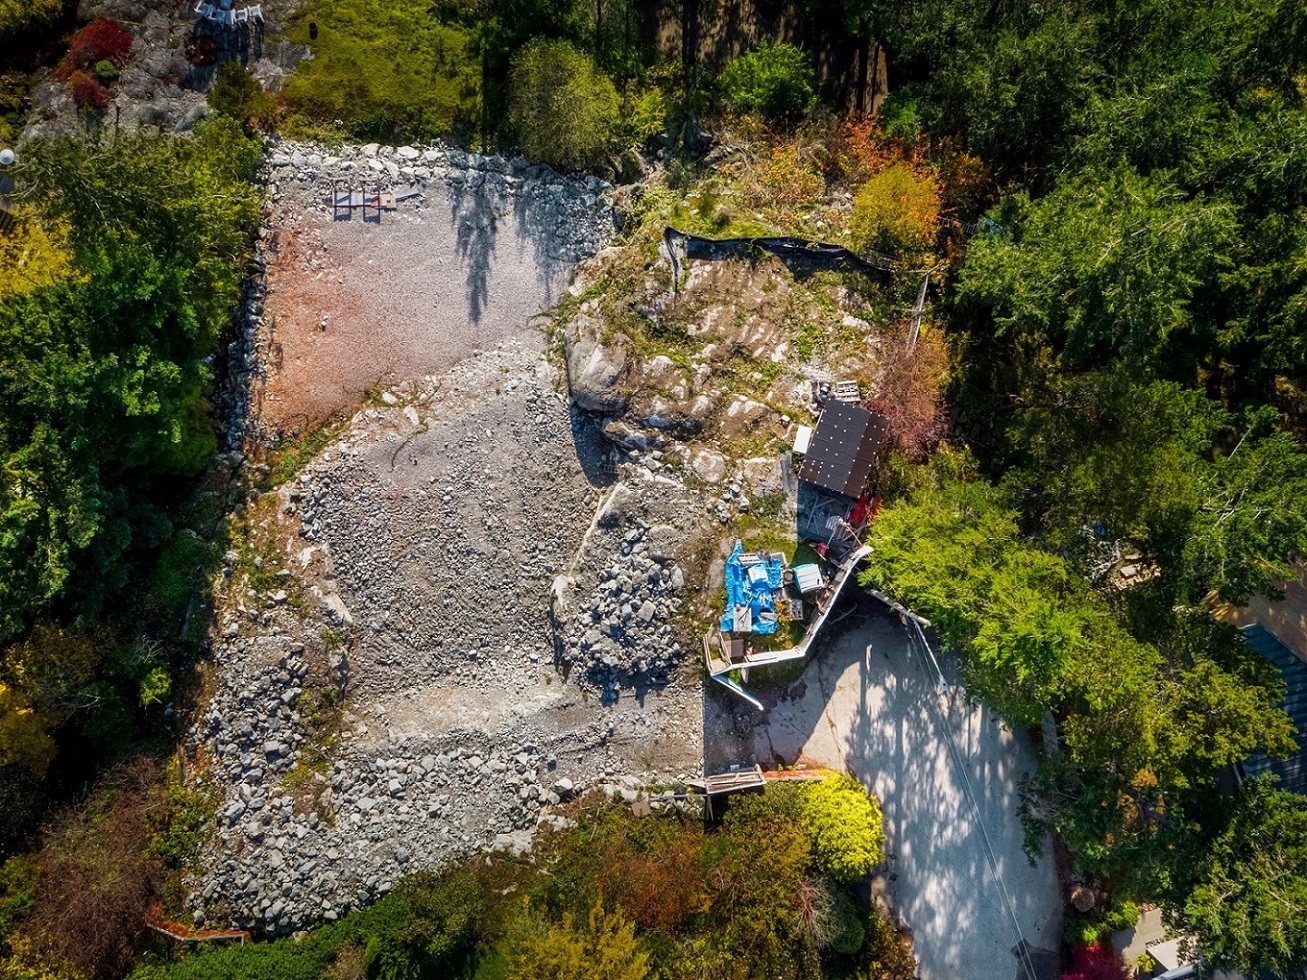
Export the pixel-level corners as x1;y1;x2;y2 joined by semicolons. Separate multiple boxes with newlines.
252;141;614;432
189;340;711;933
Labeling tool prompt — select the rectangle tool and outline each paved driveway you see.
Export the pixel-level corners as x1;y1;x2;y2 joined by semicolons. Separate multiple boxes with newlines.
707;603;1062;980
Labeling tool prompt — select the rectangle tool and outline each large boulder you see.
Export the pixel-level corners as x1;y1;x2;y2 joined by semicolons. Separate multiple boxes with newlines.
690;449;727;484
564;313;630;416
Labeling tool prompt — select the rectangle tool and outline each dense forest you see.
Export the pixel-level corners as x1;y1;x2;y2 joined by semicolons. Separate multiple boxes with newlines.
857;0;1307;974
2;0;1307;976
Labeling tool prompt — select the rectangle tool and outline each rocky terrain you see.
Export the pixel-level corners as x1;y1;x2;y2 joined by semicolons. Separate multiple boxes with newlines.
25;0;307;139
173;111;901;934
188;339;717;933
561;235;888;484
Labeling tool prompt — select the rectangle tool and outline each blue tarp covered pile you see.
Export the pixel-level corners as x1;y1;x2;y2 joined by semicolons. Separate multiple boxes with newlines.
720;540;786;635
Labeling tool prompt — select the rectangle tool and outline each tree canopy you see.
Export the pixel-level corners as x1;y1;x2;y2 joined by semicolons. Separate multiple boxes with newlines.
0;119;260;643
508;38;619;171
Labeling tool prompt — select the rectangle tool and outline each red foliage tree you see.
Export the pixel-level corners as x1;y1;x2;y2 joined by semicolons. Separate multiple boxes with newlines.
826;118;935;190
868;324;949;460
68;70;110;113
1062;942;1131;980
57;18;133;80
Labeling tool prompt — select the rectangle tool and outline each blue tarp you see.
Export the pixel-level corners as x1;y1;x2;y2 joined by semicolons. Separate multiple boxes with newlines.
720;540;785;635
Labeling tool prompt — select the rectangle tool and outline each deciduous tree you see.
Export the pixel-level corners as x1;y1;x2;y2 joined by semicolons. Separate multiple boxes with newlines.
505;901;648;980
508;38;618;171
1179;778;1307;977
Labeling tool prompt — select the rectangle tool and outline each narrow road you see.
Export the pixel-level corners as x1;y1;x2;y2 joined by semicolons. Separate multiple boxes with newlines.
708;603;1062;980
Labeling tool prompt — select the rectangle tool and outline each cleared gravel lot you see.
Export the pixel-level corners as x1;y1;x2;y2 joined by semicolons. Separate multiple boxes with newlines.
194;340;710;931
254;144;612;431
188;147;725;932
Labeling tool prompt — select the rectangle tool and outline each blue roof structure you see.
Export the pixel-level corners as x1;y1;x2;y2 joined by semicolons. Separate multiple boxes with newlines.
720;541;785;635
1240;623;1307;795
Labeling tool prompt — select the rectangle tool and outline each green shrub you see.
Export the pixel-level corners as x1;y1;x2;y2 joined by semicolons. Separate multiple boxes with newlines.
829;887;866;955
1064;915;1105;947
208;61;278;130
799;775;886;883
0;0;62;45
616;85;666;150
508;38;619;171
135;869;482;980
94;59;117;83
146;763;216;869
1103;900;1140;933
148;530;212;631
718;42;815;125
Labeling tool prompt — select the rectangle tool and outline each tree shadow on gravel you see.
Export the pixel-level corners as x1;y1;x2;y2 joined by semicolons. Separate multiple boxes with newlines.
510;176;576;309
447;164;589;326
447;173;500;324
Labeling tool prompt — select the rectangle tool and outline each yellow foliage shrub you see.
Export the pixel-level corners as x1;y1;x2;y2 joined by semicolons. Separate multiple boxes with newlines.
0;931;93;980
850;161;941;260
740;141;825;230
0;0;62;43
0;212;74;300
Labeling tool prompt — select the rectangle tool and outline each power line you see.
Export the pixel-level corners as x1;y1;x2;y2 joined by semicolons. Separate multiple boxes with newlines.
904;620;1043;980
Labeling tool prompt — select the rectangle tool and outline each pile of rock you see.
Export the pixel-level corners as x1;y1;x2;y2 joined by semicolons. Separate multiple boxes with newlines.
201;642;316;810
559;524;686;694
550;480;712;698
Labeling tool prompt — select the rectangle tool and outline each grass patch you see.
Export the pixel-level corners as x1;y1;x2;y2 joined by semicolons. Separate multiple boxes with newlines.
280;0;481;143
262;419;343;490
146;530;217;642
284;687;345;822
148;758;219;873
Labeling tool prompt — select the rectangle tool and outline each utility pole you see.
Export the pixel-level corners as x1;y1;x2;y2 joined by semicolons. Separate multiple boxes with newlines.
907;271;929;350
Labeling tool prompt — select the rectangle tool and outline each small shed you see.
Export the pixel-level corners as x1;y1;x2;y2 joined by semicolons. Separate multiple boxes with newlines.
792;424;814;455
798;401;888;498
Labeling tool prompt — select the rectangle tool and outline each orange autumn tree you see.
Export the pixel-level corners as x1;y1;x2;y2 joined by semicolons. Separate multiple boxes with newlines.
832;118;944;263
851;161;940;259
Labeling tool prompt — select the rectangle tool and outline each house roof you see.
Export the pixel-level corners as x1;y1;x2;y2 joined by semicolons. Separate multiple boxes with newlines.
1240;623;1307;796
797;401;887;498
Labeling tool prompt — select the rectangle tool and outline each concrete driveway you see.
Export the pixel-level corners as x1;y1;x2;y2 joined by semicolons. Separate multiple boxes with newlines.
707;602;1062;980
